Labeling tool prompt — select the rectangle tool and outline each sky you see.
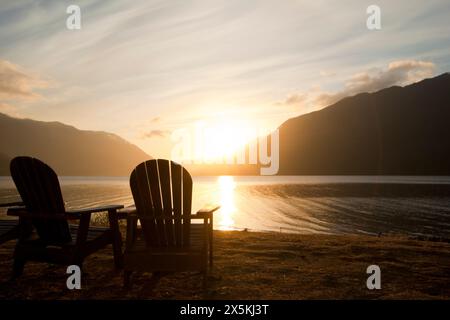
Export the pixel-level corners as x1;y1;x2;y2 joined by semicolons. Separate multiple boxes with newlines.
0;0;449;158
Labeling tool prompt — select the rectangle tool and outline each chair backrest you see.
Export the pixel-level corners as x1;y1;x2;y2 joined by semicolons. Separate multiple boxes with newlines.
130;159;193;248
10;156;71;244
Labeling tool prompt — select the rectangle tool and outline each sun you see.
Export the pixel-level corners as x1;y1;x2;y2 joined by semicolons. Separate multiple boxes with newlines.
198;118;257;163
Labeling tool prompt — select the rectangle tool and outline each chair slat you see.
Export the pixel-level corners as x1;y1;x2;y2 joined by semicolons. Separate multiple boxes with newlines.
171;162;182;246
146;160;167;246
182;167;193;246
131;164;158;246
15;158;39;212
35;158;67;239
158;159;174;246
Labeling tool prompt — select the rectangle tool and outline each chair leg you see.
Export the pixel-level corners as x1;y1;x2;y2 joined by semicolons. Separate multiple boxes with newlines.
202;271;208;289
124;270;133;289
209;222;213;268
108;210;124;269
12;258;26;278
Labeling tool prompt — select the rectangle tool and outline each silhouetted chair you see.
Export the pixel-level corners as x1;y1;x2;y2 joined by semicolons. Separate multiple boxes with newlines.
7;156;124;277
123;159;219;287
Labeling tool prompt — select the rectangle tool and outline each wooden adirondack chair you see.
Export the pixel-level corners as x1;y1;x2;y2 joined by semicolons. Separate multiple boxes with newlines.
7;156;124;277
0;201;23;244
123;159;219;287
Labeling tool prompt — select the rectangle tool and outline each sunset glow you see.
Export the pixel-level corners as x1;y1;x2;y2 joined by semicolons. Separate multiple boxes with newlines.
199;119;258;162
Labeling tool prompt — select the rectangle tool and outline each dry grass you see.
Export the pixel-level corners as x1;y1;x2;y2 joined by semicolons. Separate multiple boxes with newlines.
0;231;449;300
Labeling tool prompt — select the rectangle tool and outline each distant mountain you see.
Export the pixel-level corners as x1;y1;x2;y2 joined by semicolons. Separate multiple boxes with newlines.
0;113;151;176
278;73;450;175
2;73;449;177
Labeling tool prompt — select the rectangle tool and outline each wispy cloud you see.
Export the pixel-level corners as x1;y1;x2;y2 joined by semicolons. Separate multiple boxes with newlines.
278;59;436;112
0;59;48;100
0;102;21;117
141;129;171;139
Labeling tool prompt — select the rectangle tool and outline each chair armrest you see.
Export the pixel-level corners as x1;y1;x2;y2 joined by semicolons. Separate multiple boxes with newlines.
194;205;220;218
5;206;25;212
0;201;24;208
8;204;124;220
118;205;137;219
120;204;219;220
7;208;69;220
66;204;124;217
138;215;210;221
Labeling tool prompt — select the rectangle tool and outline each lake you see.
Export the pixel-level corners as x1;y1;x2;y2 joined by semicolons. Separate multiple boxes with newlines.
1;176;450;238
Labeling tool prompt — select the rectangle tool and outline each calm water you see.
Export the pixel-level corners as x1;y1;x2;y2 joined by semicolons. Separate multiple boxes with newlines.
1;176;450;237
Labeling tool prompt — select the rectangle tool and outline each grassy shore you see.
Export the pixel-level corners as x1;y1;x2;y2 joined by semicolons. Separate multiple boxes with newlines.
0;230;449;299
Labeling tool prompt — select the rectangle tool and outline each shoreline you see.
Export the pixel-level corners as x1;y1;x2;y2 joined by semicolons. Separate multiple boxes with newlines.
1;230;449;300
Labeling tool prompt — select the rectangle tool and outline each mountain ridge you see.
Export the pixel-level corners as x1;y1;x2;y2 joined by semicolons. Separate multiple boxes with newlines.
1;73;449;176
0;113;151;176
277;72;450;175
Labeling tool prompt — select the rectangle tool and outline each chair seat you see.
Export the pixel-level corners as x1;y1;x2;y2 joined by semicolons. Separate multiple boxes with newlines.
0;219;19;230
17;224;112;246
14;224;114;265
129;224;207;253
69;224;112;244
0;219;20;244
125;224;209;272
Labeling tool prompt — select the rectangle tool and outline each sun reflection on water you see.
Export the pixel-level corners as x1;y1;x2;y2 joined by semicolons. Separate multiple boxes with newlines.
217;176;236;230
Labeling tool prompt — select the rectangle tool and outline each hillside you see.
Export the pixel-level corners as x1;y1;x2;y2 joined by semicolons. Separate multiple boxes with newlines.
0;113;151;176
277;73;450;175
